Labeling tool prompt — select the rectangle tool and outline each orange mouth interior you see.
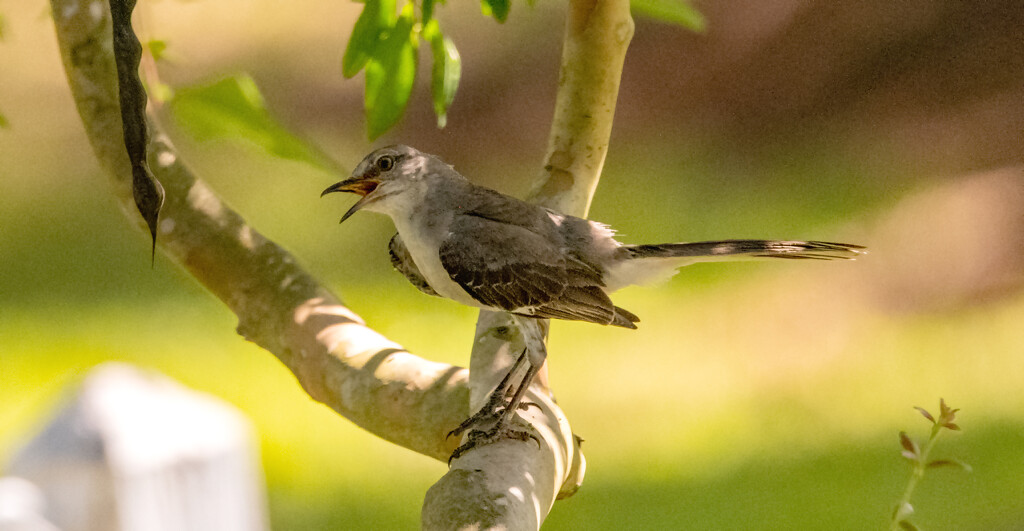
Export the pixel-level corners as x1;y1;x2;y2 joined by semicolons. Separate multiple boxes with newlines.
343;179;379;196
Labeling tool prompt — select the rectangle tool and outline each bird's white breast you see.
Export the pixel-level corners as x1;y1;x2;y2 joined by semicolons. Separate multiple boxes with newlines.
390;212;485;309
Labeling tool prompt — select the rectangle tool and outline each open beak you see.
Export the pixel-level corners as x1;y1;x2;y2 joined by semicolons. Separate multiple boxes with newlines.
321;176;382;224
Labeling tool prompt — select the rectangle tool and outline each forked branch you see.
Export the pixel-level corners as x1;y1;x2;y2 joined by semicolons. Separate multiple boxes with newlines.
51;0;633;528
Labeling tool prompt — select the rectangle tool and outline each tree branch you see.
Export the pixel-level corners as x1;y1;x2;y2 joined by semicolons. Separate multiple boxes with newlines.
423;0;633;528
52;0;633;526
532;0;635;217
50;0;467;462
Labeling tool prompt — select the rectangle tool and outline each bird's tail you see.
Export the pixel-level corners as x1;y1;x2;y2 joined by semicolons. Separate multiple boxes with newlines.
606;239;864;289
623;240;864;261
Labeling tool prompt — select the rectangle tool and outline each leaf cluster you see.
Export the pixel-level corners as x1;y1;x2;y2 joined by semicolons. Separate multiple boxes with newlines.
103;0;708;179
340;0;703;140
342;0;461;139
899;399;968;468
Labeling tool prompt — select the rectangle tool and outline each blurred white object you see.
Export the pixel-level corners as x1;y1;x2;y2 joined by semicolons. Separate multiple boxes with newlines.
0;476;60;531
5;363;268;531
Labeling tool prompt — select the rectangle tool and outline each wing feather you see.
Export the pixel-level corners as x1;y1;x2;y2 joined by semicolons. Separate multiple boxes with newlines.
439;212;636;327
440;215;568;311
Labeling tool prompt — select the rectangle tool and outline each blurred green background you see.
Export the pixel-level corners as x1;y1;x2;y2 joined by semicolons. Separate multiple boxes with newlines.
2;1;1023;529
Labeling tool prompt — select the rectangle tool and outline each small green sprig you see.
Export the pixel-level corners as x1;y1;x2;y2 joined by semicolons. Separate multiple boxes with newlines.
890;399;970;531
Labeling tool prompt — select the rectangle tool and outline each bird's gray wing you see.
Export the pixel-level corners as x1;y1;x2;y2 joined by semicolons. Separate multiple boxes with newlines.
531;286;639;329
439;213;635;327
439;214;568;311
461;187;609;286
388;233;439;296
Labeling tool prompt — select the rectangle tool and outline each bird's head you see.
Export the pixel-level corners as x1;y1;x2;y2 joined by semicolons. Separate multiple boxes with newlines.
321;145;428;223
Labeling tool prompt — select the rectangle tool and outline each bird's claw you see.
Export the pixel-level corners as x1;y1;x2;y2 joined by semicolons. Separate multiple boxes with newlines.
445;397;542;442
446;392;509;441
518;400;541;412
446;408;500;441
448;424;541;464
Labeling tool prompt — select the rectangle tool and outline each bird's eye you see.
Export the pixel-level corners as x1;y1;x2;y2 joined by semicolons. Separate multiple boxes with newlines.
376;155;395;172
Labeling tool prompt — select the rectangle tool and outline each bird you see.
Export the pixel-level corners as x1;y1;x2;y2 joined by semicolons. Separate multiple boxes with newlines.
321;144;864;461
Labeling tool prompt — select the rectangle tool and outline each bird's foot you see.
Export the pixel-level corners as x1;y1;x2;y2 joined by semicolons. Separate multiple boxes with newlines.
446;405;501;442
446;346;543;463
448;347;535;440
446;379;513;441
446;387;542;464
445;393;541;442
448;421;540;464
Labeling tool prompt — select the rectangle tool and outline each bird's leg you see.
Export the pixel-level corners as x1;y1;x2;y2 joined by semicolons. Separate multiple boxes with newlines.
446;347;529;441
490;360;542;431
449;317;547;463
449;359;543;463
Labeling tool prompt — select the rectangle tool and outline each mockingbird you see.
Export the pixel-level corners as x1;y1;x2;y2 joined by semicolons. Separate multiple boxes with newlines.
322;145;863;460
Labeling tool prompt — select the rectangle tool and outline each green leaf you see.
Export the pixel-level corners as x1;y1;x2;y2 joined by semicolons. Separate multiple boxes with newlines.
631;0;706;32
342;0;397;79
170;74;335;172
481;0;510;23
938;398;961;430
899;431;919;459
145;39;169;62
427;21;460;129
143;79;174;104
927;459;972;472
364;2;417;139
422;0;436;23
